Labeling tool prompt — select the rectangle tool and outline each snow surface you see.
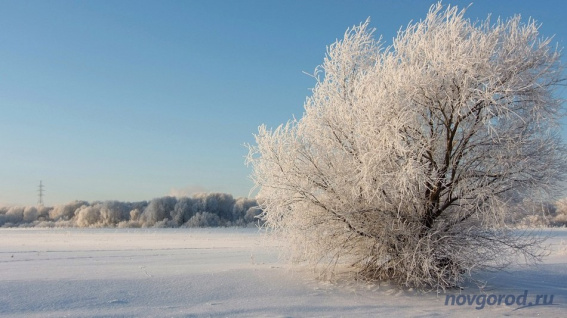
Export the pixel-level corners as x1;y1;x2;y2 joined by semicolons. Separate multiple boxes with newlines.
0;228;565;317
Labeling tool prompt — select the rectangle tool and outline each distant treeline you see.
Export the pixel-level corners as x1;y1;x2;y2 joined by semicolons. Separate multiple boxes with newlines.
0;193;262;228
3;192;567;229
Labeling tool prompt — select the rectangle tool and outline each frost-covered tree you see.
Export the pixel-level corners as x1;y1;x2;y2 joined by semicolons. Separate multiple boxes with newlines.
554;198;567;225
4;206;24;224
23;206;39;223
142;197;177;226
247;3;566;289
205;193;236;222
49;201;88;221
171;197;195;225
233;197;260;223
186;211;221;227
76;204;102;227
100;201;130;225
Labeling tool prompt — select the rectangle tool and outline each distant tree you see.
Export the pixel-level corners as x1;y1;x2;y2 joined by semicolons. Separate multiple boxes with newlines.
247;3;566;289
129;201;149;213
205;193;235;222
130;208;142;222
233;197;259;222
23;206;39;223
76;204;102;227
554;198;567;226
244;207;262;225
5;206;24;224
191;193;207;213
143;197;177;225
171;197;194;225
186;211;220;227
36;205;51;221
49;201;88;221
100;201;130;225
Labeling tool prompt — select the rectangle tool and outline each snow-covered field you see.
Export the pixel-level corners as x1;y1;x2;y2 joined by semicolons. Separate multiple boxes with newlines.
0;228;565;317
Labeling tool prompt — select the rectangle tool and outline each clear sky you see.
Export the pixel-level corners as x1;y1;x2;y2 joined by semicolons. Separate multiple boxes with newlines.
1;0;566;206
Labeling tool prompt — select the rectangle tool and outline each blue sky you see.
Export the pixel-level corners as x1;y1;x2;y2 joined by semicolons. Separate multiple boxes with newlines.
1;0;566;206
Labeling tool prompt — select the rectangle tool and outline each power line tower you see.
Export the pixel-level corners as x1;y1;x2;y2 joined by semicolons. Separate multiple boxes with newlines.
38;180;45;206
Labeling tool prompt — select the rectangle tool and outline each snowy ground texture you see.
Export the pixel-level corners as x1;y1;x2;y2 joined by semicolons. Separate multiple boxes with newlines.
0;228;566;317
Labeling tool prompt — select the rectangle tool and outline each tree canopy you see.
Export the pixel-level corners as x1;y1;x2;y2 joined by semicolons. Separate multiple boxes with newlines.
247;3;566;289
